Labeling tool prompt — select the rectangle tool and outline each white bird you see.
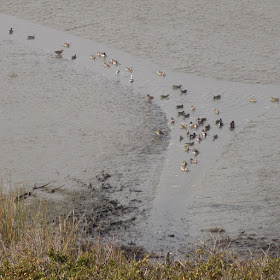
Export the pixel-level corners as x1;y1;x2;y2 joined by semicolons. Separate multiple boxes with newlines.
129;74;134;83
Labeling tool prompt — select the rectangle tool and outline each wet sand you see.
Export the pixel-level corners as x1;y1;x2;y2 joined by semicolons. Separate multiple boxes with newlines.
1;13;280;259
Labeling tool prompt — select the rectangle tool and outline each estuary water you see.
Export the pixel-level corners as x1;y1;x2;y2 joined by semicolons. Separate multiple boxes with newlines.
0;0;280;257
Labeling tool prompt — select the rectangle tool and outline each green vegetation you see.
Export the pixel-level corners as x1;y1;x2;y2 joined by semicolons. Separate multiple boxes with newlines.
1;185;280;279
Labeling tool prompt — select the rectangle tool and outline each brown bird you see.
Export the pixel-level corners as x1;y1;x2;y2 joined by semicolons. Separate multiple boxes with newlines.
156;130;164;136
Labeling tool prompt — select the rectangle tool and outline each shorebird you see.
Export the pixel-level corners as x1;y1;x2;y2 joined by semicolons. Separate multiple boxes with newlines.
270;97;279;102
249;97;257;103
170;117;175;124
157;70;166;76
125;67;133;72
180;89;187;94
129;74;134;83
179;135;184;141
146;94;154;101
104;62;110;67
9;28;13;35
196;135;202;143
55;50;63;55
63;42;70;48
172;85;182;89
27;35;35;40
90;54;96;60
115;67;120;74
177;110;185;116
156;129;164;136
190;105;195;111
71;54;77;60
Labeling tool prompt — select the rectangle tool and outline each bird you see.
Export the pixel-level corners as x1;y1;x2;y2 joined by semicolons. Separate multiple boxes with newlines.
190;158;198;164
111;59;118;65
189;133;197;140
179;135;184;141
196;135;202;143
213;95;221;100
90;54;96;60
181;161;188;171
97;52;107;58
129;74;134;83
160;94;169;99
176;105;184;109
179;124;187;129
229;121;235;130
204;124;210;131
192;148;199;156
270;97;279;102
115;67;120;74
71;54;77;60
201;130;207;137
180;89;187;94
27;35;35;40
172;85;182;89
184;145;189;152
63;42;70;48
156;129;164;136
55;50;63;55
146;94;154;101
184;142;194;147
104;62;110;67
190;105;195;111
214;109;219;115
125;67;133;72
157;70;166;76
213;135;218;141
249;97;257;103
189;122;197;129
170;117;175;124
177;110;185;116
9;28;13;35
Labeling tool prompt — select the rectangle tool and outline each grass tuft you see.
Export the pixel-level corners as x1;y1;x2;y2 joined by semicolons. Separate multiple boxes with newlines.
1;183;280;279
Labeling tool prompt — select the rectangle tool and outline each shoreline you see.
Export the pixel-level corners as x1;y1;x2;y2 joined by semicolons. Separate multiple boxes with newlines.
1;13;280;258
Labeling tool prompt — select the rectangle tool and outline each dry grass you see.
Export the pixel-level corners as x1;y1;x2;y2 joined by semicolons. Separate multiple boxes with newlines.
1;183;280;279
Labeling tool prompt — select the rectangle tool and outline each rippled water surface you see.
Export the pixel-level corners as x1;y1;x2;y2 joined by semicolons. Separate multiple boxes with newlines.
1;0;280;84
0;2;280;257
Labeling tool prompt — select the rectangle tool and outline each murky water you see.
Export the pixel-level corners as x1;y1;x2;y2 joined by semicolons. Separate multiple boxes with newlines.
0;1;280;258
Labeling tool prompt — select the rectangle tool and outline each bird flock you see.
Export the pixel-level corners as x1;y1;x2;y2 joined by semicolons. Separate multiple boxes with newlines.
8;27;280;173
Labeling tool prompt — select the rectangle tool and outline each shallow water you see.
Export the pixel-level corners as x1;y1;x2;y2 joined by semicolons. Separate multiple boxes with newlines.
1;9;280;257
1;0;280;84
